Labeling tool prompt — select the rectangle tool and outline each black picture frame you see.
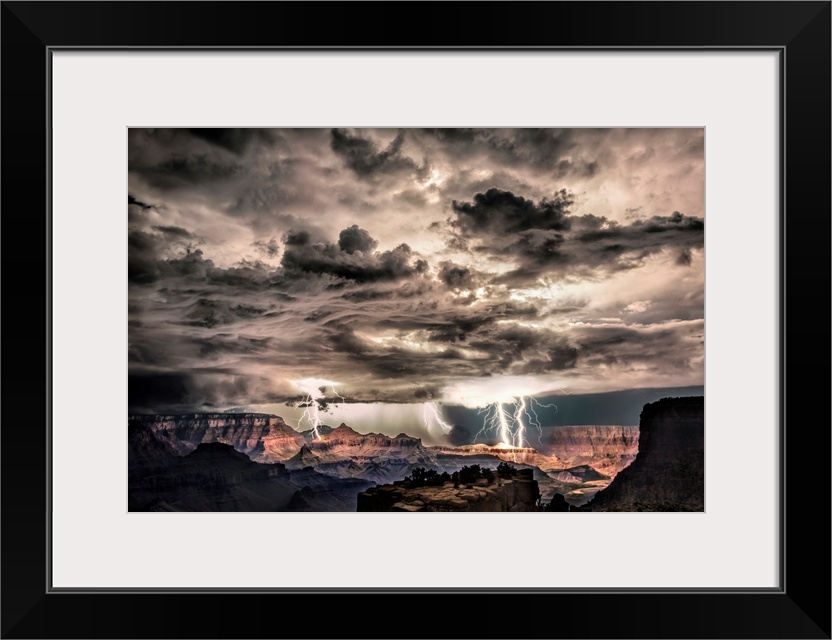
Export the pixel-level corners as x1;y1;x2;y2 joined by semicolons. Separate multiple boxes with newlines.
2;2;829;638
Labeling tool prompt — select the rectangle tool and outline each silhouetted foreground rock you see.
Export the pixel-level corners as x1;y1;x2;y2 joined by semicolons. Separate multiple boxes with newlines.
129;437;297;512
586;397;704;511
129;420;371;511
357;468;540;512
545;493;570;512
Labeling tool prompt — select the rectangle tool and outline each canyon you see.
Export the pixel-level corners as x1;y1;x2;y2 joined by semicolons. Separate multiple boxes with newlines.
128;411;659;511
132;413;306;463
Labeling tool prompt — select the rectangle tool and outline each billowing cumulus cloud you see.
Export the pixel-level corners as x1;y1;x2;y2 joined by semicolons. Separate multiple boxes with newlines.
280;226;427;283
446;188;703;282
128;128;704;414
330;128;428;180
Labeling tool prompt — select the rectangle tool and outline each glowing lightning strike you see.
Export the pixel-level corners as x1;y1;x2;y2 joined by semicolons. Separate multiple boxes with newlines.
473;396;560;457
298;396;324;440
293;378;342;441
473;402;519;460
496;403;512;447
525;397;559;443
513;397;528;449
422;402;453;436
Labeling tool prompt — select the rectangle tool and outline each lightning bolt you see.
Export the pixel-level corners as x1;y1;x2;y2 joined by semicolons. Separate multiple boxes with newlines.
329;385;345;403
298;395;324;440
513;396;528;449
473;402;518;460
525;397;559;443
496;403;512;447
294;379;342;441
422;402;453;436
472;396;559;458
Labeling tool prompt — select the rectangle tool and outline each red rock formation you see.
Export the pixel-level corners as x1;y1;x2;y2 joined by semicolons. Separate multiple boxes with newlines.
302;424;428;461
540;425;640;477
285;424;437;484
132;413;305;462
429;426;638;478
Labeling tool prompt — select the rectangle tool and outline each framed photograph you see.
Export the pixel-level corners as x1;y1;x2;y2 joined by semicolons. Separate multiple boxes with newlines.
3;2;829;638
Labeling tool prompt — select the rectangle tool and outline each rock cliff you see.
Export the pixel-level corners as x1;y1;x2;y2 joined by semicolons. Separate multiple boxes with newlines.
131;413;305;462
587;396;704;511
285;424;437;484
129;441;297;512
357;468;540;512
301;424;427;461
539;425;640;477
429;426;637;477
128;419;180;473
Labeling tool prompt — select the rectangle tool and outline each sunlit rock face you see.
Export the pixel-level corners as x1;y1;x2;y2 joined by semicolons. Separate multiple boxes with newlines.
429;443;544;466
539;426;640;477
428;426;639;504
430;426;638;476
132;413;305;463
304;424;427;461
285;424;437;485
587;397;704;511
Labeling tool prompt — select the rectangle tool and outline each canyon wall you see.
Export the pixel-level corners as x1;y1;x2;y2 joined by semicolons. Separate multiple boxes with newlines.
541;425;640;477
587;397;704;511
131;413;305;463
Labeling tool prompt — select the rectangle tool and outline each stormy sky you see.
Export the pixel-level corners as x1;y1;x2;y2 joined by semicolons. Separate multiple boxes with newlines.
128;128;704;425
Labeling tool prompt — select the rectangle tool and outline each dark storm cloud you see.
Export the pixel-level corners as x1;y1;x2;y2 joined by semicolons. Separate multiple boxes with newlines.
351;346;489;380
291;301;554;383
128;194;154;209
140;154;243;191
448;188;703;281
129;371;193;410
338;225;379;254
325;327;372;355
128;230;165;285
180;298;267;328
186;128;274;155
519;345;580;374
281;226;427;283
128;128;704;411
152;225;194;239
677;248;693;266
447;424;471;446
128;129;312;238
128;369;286;412
366;302;535;345
570;321;704;373
425;315;495;343
451;188;573;235
437;261;477;289
419;128;599;175
414;387;441;400
128;229;279;288
330;128;427;179
253;237;280;258
194;335;272;357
